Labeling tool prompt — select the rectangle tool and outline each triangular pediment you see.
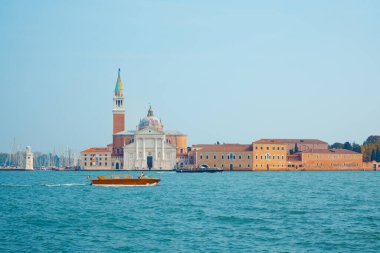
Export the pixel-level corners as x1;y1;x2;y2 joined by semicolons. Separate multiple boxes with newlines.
135;127;163;136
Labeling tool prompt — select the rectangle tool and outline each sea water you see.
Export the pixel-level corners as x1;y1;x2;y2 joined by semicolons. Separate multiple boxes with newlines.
0;171;379;252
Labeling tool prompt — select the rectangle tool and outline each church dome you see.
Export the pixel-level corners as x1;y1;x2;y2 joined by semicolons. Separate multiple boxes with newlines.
138;106;163;131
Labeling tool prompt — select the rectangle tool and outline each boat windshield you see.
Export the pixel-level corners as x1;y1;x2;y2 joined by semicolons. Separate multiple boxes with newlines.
98;174;132;180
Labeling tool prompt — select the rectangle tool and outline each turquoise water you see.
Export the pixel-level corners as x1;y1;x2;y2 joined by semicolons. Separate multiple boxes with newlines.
0;171;379;252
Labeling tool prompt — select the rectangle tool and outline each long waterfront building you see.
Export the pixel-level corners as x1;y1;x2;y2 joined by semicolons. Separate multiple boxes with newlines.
188;139;368;171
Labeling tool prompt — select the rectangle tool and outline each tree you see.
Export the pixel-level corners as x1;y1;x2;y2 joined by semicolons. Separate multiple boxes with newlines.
289;149;294;155
330;142;344;149
364;135;380;145
376;147;380;162
363;145;374;162
371;149;376;162
294;143;299;153
352;143;362;153
343;142;352;150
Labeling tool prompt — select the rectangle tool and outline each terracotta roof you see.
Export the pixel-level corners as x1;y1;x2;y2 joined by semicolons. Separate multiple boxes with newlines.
165;130;186;136
192;144;253;152
114;130;136;136
81;147;110;153
302;149;361;155
254;139;328;145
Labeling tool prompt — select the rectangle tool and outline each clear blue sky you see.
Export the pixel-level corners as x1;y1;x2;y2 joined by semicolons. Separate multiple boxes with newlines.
0;0;379;153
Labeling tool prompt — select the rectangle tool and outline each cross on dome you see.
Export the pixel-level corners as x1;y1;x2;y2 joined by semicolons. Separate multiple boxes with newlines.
138;105;163;131
147;105;154;117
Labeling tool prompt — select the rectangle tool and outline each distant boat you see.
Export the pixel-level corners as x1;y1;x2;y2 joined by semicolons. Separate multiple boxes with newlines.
175;164;223;173
89;174;161;186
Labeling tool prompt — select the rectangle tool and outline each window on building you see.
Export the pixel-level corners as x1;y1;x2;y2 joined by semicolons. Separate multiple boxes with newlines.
84;162;87;166
260;146;263;150
222;155;224;159
239;164;241;168
221;164;224;167
273;147;275;150
266;147;269;150
282;156;284;160
200;154;203;160
233;155;236;159
248;164;250;167
99;162;102;166
105;163;107;166
239;155;242;159
260;156;263;159
255;146;258;150
214;155;217;159
281;147;284;150
206;155;209;160
277;147;280;150
255;155;258;159
248;155;250;159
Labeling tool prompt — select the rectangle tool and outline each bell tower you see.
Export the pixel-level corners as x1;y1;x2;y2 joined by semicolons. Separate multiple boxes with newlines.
113;68;125;134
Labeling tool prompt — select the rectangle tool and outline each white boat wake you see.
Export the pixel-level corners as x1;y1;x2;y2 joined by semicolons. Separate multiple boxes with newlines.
0;184;32;187
44;183;87;187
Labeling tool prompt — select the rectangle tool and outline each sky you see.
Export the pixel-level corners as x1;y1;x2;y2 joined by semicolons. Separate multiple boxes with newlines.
0;0;379;153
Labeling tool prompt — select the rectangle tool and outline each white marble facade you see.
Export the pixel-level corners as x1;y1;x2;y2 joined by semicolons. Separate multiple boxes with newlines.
123;127;177;170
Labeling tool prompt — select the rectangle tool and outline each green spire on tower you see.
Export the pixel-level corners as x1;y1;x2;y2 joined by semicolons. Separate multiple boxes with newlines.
115;68;124;96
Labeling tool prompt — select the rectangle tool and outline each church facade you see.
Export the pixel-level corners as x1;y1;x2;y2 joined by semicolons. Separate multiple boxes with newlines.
81;69;188;170
114;106;181;170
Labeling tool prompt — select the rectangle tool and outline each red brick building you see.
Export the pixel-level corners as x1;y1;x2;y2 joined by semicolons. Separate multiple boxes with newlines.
300;149;363;170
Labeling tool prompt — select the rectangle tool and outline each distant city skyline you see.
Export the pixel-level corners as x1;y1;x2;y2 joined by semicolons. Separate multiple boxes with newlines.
0;0;379;153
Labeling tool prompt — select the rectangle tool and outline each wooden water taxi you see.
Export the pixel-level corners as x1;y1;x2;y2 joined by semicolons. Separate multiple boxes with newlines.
90;174;160;186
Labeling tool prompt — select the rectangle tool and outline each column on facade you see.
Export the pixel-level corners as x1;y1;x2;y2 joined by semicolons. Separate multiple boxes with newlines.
143;138;146;160
123;149;127;171
136;138;139;160
155;138;158;160
161;138;165;160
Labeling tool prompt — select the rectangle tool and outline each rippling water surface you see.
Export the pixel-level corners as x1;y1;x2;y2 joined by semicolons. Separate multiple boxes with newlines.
0;171;379;252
